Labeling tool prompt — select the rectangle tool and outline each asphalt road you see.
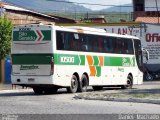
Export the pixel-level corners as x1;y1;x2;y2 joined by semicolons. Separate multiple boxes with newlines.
0;82;160;115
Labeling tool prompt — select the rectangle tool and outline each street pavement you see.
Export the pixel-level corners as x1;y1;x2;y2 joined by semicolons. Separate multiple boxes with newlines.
0;81;160;115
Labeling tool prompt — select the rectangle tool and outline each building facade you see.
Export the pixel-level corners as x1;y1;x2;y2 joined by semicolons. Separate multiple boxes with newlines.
133;0;160;23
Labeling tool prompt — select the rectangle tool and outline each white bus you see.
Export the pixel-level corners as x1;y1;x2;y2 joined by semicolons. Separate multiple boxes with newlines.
11;24;144;94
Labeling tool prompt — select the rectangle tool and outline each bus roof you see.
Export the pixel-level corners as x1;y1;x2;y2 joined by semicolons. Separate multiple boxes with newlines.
56;26;140;40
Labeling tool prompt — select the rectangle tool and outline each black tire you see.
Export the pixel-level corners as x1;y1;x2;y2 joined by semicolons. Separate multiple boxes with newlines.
67;75;78;93
77;74;88;92
33;87;43;94
121;75;133;89
92;86;103;91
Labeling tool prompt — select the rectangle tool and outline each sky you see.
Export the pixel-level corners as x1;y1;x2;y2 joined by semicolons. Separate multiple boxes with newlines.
69;0;132;10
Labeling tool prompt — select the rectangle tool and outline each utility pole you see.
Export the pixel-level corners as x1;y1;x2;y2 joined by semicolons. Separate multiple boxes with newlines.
155;0;159;24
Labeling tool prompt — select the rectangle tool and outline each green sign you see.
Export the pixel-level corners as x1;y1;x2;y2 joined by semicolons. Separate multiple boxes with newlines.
13;30;51;41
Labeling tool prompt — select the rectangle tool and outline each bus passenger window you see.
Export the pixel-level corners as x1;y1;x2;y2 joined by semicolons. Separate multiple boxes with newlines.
103;38;111;53
98;37;103;52
109;37;115;53
103;39;108;53
127;39;134;54
115;38;122;54
121;40;128;54
70;34;76;51
81;36;88;51
56;31;64;50
64;32;71;50
92;40;98;52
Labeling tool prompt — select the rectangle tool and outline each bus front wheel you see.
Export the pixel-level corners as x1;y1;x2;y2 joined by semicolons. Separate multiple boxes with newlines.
67;75;78;93
121;75;133;89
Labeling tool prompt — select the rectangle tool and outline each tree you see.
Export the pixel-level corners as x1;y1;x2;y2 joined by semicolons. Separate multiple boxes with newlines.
0;16;13;83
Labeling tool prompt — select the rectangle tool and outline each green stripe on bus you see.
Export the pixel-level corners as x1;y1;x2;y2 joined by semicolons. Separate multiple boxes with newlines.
96;66;101;77
12;54;53;64
93;56;99;66
13;53;135;67
79;55;85;65
104;57;134;67
109;57;122;66
54;53;135;67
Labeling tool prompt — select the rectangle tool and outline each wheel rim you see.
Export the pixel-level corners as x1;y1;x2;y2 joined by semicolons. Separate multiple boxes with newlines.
82;78;86;88
127;78;132;88
146;74;153;80
71;77;78;90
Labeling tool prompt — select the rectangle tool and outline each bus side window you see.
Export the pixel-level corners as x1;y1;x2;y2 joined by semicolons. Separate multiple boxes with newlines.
56;31;64;50
110;37;116;53
127;39;134;54
92;39;98;52
70;33;76;51
115;38;121;54
81;35;88;51
64;32;70;50
103;37;110;53
121;39;128;54
72;33;80;51
98;37;103;52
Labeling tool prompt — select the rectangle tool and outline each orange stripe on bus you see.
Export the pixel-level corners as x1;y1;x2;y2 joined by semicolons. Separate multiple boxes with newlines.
99;56;104;66
89;66;96;76
86;55;93;65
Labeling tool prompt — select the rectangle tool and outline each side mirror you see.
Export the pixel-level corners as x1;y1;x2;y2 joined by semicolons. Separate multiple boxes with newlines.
142;48;149;63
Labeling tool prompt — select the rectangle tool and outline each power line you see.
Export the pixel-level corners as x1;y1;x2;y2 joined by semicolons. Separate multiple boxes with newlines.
2;0;160;10
49;0;133;8
48;0;160;9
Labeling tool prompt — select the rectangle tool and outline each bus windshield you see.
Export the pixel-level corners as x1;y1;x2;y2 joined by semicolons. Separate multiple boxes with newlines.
134;39;143;72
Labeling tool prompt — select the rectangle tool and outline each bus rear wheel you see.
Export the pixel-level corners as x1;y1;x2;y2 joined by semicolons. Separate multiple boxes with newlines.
67;75;78;93
77;74;88;92
92;86;103;91
121;75;133;89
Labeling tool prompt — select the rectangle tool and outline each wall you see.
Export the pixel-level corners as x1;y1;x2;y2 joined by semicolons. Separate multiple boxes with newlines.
5;11;55;25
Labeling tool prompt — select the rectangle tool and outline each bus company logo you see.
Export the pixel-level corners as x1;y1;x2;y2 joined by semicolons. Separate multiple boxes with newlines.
122;58;130;67
60;56;75;63
20;65;39;70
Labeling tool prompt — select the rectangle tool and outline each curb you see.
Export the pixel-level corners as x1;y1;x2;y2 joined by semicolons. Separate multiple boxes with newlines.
74;96;160;105
0;89;33;93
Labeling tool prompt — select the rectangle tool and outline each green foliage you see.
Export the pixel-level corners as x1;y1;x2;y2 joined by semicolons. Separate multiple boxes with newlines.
0;16;13;59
